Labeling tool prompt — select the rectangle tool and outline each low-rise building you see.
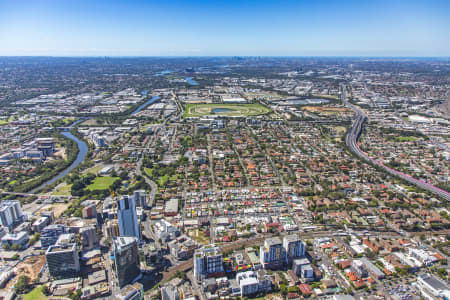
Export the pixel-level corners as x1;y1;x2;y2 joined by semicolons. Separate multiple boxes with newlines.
1;231;29;248
115;282;144;300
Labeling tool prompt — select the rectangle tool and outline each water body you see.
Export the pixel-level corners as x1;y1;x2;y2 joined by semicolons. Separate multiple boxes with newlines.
185;77;198;86
277;98;330;106
131;96;161;115
153;70;173;77
31;95;160;193
30;130;88;193
212;108;234;113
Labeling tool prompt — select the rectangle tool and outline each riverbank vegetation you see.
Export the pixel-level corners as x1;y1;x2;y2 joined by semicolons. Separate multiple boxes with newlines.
0;131;79;198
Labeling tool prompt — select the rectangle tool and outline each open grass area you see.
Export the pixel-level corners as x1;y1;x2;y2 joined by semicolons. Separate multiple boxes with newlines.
0;120;9;125
333;126;347;134
51;183;72;196
189;229;209;244
157;174;169;187
84;164;104;175
170;174;180;181
184;103;271;118
394;136;419;142
87;176;119;191
144;167;153;177
302;106;352;115
23;286;47;300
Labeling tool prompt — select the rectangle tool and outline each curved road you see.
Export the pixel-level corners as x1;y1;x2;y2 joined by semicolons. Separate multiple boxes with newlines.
342;84;450;201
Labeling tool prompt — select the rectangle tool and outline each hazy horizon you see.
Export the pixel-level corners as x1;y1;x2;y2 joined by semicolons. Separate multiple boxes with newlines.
1;0;449;57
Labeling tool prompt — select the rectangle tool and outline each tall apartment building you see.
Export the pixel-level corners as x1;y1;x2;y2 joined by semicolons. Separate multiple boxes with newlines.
80;226;99;251
46;233;80;278
194;245;224;281
236;270;272;297
113;237;141;288
105;219;120;239
40;224;66;248
283;234;305;265
0;200;24;229
260;237;284;269
117;196;140;242
82;203;97;219
133;190;147;208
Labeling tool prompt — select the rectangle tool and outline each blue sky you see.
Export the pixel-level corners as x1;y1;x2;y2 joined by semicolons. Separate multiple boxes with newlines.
0;0;449;56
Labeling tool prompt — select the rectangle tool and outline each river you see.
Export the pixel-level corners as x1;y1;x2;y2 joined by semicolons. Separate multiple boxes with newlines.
131;95;161;115
185;77;198;86
31;94;160;193
30;120;88;193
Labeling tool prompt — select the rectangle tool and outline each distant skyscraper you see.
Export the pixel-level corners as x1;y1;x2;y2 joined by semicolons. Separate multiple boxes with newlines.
113;237;141;288
117;195;140;241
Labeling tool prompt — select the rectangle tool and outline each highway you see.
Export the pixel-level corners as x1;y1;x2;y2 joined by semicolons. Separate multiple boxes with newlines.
342;84;450;202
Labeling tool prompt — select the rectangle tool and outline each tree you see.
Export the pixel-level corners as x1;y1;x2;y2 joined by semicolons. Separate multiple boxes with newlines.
69;289;82;300
42;285;50;296
11;244;22;251
14;275;31;294
279;284;288;295
436;268;447;280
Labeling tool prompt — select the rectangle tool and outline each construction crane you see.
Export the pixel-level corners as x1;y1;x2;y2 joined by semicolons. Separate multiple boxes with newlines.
110;189;117;220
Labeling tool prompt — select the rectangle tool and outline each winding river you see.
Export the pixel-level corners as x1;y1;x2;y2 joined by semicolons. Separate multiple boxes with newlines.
32;94;160;193
30;119;88;193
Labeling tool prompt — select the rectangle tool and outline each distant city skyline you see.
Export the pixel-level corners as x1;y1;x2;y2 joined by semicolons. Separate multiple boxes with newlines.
0;0;449;57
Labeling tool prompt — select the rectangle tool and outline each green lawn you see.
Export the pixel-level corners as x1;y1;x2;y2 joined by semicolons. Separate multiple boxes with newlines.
0;120;9;125
87;176;119;191
184;103;271;118
170;174;180;181
51;183;72;196
189;229;209;244
144;167;153;177
394;136;419;142
84;165;104;175
23;286;47;300
157;175;169;187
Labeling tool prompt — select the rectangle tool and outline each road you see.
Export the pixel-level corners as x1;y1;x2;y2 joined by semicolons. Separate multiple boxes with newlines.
342;84;450;202
136;125;162;207
136;156;158;207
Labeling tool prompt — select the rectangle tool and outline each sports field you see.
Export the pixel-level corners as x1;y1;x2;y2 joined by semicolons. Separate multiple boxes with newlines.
184;103;271;118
